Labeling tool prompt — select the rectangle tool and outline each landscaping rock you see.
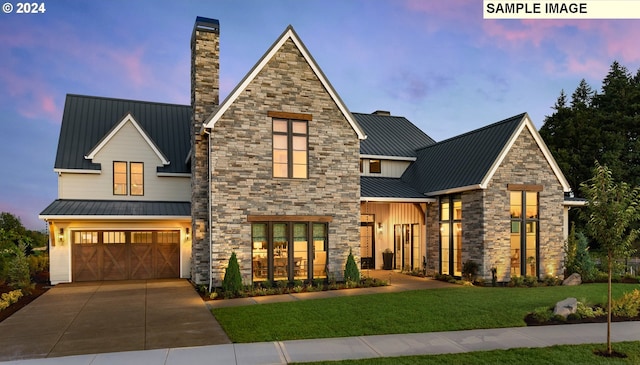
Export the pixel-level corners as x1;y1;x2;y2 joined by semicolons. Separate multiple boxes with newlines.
554;297;578;318
562;273;582;286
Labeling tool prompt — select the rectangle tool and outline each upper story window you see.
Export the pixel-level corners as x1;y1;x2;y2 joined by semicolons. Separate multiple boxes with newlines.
130;162;144;196
113;161;144;196
272;118;308;179
369;159;381;174
114;162;127;195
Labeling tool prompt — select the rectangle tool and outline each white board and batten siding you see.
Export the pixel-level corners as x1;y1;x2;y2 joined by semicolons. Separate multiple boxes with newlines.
360;159;411;178
58;121;190;201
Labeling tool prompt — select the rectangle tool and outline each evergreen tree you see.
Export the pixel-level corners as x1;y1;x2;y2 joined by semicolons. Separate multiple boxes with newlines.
222;252;243;296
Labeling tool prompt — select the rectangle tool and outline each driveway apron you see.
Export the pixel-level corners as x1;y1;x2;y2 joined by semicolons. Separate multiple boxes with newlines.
0;279;230;361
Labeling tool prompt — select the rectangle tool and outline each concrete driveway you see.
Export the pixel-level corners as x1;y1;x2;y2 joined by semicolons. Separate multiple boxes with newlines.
0;279;230;361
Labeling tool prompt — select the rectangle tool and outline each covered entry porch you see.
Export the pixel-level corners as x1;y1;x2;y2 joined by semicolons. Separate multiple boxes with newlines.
360;177;435;272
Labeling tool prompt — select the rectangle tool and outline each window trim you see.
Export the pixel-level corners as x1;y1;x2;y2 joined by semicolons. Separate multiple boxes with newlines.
510;190;540;277
113;161;128;195
369;159;381;174
251;220;328;282
272;117;309;179
439;194;462;276
130;162;144;196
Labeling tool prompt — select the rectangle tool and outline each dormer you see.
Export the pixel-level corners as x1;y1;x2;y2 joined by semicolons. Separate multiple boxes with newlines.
354;111;436;178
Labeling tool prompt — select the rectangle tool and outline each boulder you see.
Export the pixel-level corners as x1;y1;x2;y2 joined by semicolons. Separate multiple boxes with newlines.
562;273;582;286
554;297;578;318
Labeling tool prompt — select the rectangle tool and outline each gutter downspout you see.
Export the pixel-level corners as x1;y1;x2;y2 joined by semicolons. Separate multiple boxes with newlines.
204;129;213;293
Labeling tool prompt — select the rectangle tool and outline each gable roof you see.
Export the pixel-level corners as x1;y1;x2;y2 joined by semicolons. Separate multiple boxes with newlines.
354;113;436;158
202;26;366;140
85;113;169;165
55;94;191;174
402;113;571;195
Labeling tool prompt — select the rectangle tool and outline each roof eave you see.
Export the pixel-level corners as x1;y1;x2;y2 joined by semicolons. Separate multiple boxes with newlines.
360;197;436;203
360;154;416;162
425;184;484;197
39;215;191;221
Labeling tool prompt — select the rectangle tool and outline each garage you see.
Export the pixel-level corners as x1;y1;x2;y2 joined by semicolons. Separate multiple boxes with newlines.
72;230;180;281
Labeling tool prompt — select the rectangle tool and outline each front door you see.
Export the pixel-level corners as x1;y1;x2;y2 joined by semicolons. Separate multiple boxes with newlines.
394;224;419;271
360;223;375;269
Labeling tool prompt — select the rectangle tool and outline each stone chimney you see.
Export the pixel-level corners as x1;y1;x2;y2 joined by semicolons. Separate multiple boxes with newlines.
190;17;219;285
372;110;391;116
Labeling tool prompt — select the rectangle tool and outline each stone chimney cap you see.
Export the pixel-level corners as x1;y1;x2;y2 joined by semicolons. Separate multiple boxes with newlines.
372;110;391;116
195;17;219;31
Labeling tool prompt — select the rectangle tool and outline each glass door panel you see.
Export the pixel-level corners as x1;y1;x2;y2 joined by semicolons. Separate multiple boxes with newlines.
293;223;308;280
440;223;450;275
312;223;327;278
360;224;374;269
273;223;288;281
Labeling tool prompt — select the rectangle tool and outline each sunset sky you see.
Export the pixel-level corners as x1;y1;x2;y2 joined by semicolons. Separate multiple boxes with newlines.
2;0;640;229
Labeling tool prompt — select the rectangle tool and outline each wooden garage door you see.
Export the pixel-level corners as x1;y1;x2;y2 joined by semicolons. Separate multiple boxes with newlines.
73;230;180;281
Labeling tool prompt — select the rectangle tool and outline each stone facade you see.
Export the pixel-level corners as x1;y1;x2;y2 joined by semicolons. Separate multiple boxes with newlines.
483;127;565;281
424;126;565;282
190;18;219;284
207;38;361;286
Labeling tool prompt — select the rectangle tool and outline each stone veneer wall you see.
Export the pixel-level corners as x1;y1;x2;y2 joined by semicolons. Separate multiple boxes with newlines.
484;127;565;281
190;20;219;284
207;38;361;286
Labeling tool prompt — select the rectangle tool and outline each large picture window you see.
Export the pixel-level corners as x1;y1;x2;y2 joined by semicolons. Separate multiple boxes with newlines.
510;190;539;277
440;195;462;276
273;118;308;179
251;220;328;282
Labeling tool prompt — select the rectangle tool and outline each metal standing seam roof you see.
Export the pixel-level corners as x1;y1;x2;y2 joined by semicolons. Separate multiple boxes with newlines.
55;94;192;173
361;177;428;199
353;113;436;157
402;113;526;194
39;200;191;217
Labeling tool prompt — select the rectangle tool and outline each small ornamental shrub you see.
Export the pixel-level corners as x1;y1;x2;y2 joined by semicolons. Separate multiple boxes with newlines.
461;260;479;282
0;289;23;311
576;301;605;319
344;249;360;284
222;252;243;296
611;289;640;318
530;306;553;323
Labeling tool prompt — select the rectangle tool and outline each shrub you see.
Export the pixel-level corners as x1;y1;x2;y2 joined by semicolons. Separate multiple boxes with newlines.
611;289;640;318
530;306;553;323
542;275;561;286
564;225;597;281
461;260;479;282
576;301;605;319
8;242;33;294
28;253;49;277
222;252;243;296
344;249;360;284
508;275;525;287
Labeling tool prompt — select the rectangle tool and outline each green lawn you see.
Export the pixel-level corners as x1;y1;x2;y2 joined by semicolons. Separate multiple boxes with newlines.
295;341;640;365
212;283;640;343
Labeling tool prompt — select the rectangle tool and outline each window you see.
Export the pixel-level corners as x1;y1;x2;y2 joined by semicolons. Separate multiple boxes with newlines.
113;161;144;196
510;190;539;277
113;162;127;195
130;162;144;196
251;220;328;282
369;159;381;174
440;195;462;276
273;118;308;179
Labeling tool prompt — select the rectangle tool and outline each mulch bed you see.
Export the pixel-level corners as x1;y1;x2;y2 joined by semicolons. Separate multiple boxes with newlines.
0;273;50;324
525;313;640;326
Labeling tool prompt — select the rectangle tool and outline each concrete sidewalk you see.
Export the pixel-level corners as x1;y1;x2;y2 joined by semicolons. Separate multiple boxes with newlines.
1;322;638;364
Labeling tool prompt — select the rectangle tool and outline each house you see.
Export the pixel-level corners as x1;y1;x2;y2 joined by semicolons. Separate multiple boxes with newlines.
40;17;582;286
